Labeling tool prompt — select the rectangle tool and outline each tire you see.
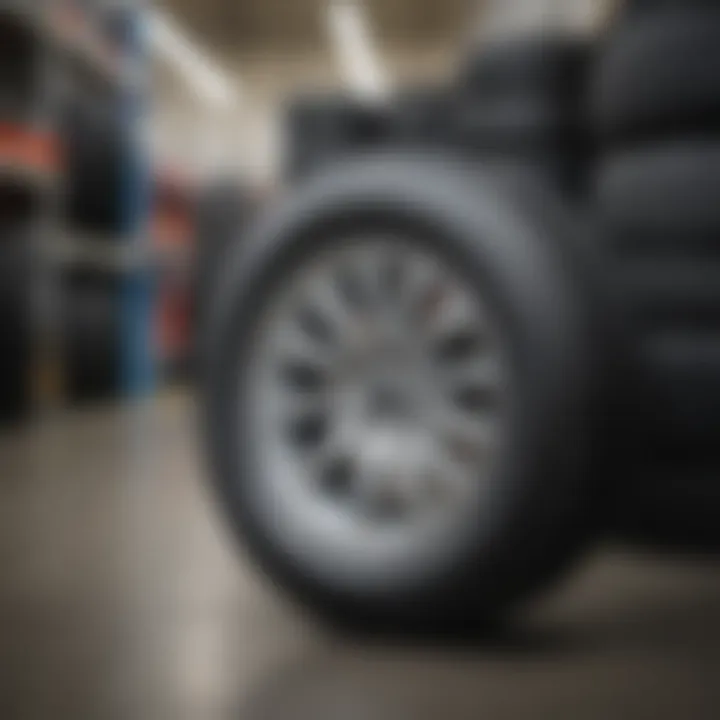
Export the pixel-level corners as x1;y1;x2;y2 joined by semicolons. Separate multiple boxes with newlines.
61;96;128;233
64;271;121;403
455;35;590;194
637;332;720;455
597;145;720;456
0;14;40;119
0;238;32;426
203;152;598;630
453;98;578;150
283;94;388;181
626;0;720;14
459;34;590;106
388;86;453;146
451;97;588;193
597;144;720;243
593;7;720;141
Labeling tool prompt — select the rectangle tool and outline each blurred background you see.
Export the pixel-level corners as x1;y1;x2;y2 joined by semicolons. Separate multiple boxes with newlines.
3;1;720;718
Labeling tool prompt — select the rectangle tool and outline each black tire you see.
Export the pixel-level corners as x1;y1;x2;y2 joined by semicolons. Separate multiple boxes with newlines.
597;145;720;456
597;144;720;243
282;94;388;181
453;98;577;149
626;0;720;14
455;35;591;194
637;332;720;455
451;97;588;193
61;96;129;234
593;7;720;142
64;271;121;404
458;34;590;106
203;152;598;630
0;237;32;426
0;14;41;119
388;86;454;146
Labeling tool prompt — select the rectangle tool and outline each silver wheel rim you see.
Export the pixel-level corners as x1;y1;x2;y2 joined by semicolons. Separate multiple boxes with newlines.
240;236;511;591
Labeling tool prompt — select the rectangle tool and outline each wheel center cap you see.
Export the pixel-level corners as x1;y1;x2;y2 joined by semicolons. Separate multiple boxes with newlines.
368;381;414;420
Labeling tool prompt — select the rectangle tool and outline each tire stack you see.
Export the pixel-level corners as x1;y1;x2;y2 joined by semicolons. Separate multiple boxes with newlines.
58;77;131;403
593;0;720;534
61;94;128;237
63;269;120;404
0;8;48;426
0;223;33;425
60;94;127;403
454;34;591;193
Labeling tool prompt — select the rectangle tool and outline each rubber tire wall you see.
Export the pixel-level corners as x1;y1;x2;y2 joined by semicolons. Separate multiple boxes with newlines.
594;5;720;141
61;95;128;234
593;3;720;544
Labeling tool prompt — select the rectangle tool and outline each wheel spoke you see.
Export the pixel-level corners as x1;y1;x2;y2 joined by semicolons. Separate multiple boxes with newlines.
427;292;487;345
435;410;497;466
285;409;330;451
438;351;502;417
280;358;329;394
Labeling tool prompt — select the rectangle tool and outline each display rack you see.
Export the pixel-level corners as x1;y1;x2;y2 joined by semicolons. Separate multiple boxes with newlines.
0;0;155;422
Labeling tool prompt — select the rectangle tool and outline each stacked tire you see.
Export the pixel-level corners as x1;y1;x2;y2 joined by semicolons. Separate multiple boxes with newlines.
0;225;32;425
282;34;591;195
593;1;720;536
58;84;131;403
454;34;591;192
61;94;129;235
63;270;121;404
282;94;388;181
386;85;455;148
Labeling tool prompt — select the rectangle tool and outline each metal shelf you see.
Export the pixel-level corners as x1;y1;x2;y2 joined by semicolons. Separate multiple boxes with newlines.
1;1;155;405
48;232;154;273
0;2;139;91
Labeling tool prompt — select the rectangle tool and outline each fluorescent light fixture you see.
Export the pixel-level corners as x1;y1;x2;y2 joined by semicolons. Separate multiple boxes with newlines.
326;1;389;100
148;9;237;109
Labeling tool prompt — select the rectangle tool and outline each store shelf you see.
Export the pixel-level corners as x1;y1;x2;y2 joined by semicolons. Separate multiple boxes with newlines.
48;232;154;272
1;1;155;409
0;159;59;191
0;2;138;91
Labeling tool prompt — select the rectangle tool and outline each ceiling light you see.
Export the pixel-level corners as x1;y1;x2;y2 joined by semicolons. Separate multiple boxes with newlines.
326;1;389;100
148;9;238;109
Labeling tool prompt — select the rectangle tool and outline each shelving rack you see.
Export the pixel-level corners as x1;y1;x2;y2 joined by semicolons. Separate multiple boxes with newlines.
0;0;155;424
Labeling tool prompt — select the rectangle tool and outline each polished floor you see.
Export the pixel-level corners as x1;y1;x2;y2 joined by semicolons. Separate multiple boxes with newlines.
1;392;720;719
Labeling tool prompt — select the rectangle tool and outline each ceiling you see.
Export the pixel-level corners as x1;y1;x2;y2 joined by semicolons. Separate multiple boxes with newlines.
161;0;480;52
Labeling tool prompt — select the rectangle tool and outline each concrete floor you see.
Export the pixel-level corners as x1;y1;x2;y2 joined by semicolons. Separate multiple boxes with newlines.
1;392;720;719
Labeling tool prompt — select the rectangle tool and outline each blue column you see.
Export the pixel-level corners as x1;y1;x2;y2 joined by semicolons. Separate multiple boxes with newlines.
120;6;156;397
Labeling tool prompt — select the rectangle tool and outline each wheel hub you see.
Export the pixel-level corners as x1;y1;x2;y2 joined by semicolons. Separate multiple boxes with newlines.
244;237;509;575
